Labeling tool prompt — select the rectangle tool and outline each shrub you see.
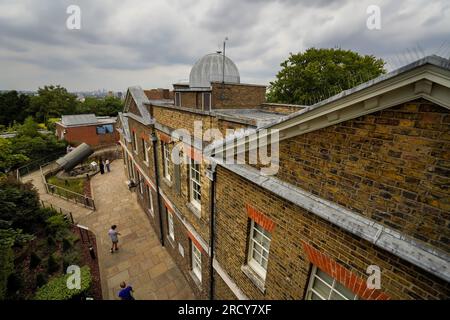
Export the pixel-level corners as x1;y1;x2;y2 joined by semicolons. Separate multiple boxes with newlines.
62;237;72;252
7;273;23;294
35;266;91;300
0;228;32;299
0;177;42;233
36;273;47;288
30;252;41;269
47;254;60;274
62;251;81;272
0;231;15;300
45;214;69;238
38;207;57;222
47;235;56;247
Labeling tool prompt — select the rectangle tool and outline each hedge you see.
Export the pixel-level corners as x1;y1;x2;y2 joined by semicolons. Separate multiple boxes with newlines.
35;265;91;300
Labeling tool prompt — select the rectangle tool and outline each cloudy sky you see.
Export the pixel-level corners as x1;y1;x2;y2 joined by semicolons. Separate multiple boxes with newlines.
0;0;449;92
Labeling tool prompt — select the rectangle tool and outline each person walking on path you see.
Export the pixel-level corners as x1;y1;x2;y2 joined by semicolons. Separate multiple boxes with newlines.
99;158;105;175
118;281;135;300
108;225;120;253
105;159;111;172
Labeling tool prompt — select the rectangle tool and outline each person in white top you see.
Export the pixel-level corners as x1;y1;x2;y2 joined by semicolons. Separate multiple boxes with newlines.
105;159;110;172
108;225;120;253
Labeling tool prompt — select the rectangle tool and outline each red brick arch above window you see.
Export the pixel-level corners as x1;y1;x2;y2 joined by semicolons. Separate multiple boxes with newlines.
140;132;149;141
302;241;390;300
188;231;205;254
184;144;203;162
158;132;171;143
246;204;276;232
163;198;174;213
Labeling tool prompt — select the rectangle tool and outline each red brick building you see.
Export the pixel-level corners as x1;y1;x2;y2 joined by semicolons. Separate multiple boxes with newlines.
55;114;119;147
117;53;450;300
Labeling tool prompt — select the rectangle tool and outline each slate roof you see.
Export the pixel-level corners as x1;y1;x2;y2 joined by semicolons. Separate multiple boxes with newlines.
61;114;97;126
127;86;152;124
117;112;131;142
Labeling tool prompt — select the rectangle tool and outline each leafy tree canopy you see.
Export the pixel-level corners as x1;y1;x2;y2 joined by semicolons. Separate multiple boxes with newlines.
29;85;78;123
0;138;29;173
17;116;40;137
75;96;123;116
1;86;124;128
0;117;66;172
0;91;30;127
0;176;43;233
267;48;386;105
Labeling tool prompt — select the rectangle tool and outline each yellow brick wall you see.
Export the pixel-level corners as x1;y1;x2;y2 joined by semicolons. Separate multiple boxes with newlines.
214;165;450;300
275;99;450;252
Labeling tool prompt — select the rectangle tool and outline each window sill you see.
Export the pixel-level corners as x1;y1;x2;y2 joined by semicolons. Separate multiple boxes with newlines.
162;177;173;187
186;202;201;218
241;265;266;294
189;270;202;289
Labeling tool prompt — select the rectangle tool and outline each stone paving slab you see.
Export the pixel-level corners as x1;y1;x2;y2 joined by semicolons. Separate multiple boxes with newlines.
23;161;194;300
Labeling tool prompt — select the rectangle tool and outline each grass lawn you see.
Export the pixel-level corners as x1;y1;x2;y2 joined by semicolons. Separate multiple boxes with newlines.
47;176;84;195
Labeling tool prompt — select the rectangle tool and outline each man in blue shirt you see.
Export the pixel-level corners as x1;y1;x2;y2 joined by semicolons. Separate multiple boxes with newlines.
118;281;135;300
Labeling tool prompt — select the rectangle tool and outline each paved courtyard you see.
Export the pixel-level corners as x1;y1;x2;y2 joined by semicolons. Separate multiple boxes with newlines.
24;160;194;300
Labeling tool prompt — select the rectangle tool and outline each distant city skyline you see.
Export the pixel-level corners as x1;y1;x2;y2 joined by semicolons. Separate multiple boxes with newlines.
1;0;449;91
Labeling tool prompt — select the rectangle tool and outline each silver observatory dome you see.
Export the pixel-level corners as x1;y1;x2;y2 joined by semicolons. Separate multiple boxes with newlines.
189;52;240;88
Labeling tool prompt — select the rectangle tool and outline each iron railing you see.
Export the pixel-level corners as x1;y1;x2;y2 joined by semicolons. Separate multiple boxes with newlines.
40;199;75;225
15;150;66;180
40;164;96;211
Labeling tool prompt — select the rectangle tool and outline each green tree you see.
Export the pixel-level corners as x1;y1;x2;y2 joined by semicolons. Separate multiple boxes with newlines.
0;91;30;126
28;85;78;122
0;176;45;233
98;96;123;116
267;48;386;105
9;117;66;164
17;116;40;137
0;138;29;173
75;96;123;116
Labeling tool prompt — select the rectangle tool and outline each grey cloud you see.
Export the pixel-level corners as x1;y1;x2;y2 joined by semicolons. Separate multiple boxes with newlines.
0;0;449;91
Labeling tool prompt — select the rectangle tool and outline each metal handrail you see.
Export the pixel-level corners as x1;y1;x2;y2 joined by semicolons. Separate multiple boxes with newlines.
45;182;96;211
40;200;75;225
16;151;66;179
40;163;96;211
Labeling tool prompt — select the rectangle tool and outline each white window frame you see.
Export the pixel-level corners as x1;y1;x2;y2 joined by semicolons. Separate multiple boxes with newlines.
189;158;201;210
162;142;171;181
127;157;133;179
191;243;202;282
132;165;136;181
202;92;211;111
137;171;143;195
306;266;358;300
122;147;127;166
167;210;175;241
147;185;154;216
175;92;181;107
142;138;149;164
247;220;271;280
132;131;138;153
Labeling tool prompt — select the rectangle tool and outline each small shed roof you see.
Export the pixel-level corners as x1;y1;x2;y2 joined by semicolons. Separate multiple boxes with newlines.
61;114;97;126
